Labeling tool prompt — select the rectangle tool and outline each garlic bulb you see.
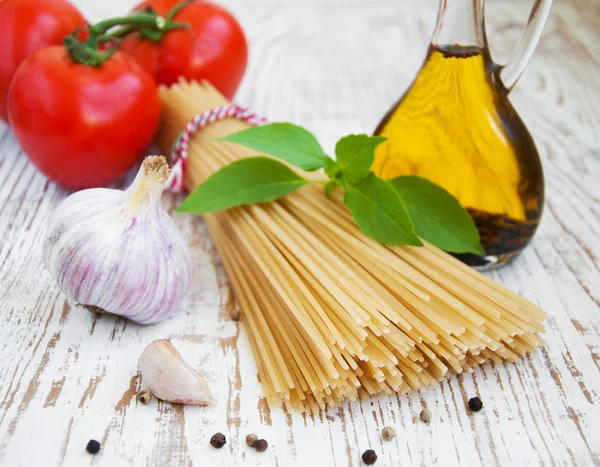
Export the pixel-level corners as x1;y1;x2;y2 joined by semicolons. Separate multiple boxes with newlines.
139;339;214;405
43;156;193;324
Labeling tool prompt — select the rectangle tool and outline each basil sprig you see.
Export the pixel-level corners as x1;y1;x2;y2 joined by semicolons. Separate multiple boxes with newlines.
177;123;484;254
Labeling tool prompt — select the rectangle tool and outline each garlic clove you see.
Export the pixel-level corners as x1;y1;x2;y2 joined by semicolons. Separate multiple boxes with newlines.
139;339;215;405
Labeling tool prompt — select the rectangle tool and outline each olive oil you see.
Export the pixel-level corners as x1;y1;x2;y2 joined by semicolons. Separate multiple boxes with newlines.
373;44;544;268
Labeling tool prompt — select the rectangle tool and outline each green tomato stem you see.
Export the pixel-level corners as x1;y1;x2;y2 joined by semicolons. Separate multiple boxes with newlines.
90;14;163;36
165;0;191;21
96;25;139;43
64;0;191;66
133;0;191;43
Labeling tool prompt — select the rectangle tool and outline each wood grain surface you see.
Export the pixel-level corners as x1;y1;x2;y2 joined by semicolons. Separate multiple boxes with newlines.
1;0;599;465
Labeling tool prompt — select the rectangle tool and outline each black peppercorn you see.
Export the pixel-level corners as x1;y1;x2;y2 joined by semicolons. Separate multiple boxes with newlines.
86;439;101;454
254;439;268;452
210;432;227;448
468;397;483;412
362;449;377;464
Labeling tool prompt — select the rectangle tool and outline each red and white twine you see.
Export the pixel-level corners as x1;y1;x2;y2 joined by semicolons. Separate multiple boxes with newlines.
166;104;268;193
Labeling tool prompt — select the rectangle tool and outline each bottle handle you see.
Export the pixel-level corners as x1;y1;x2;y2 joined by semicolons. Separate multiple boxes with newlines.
498;0;554;92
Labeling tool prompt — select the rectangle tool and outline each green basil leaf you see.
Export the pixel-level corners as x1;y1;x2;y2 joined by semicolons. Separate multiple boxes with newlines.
324;180;337;199
335;134;387;179
389;175;485;255
177;157;309;213
343;173;422;246
324;158;340;179
217;123;329;171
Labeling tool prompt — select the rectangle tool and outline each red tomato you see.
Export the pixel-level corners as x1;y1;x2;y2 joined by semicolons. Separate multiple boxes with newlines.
0;0;87;123
8;47;161;190
121;0;247;99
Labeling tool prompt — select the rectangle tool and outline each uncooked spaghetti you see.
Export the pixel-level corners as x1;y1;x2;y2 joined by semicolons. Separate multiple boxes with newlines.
157;80;546;413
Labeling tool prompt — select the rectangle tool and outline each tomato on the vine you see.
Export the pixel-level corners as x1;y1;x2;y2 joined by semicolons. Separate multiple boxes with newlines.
8;47;161;189
0;0;87;123
121;0;248;99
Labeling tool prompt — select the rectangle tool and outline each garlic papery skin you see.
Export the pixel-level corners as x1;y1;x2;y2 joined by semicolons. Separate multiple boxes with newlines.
139;339;215;405
43;156;194;325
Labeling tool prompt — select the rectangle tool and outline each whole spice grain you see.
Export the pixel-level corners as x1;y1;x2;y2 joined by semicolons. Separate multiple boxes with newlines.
420;408;432;422
137;390;152;404
254;439;269;452
245;433;258;447
210;432;227;448
468;397;483;412
381;426;395;440
86;439;101;454
362;449;377;464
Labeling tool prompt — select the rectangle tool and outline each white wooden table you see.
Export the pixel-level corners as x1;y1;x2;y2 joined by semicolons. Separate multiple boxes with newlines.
1;0;599;465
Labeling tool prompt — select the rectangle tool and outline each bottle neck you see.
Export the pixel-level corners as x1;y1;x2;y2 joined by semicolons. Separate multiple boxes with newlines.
432;0;485;48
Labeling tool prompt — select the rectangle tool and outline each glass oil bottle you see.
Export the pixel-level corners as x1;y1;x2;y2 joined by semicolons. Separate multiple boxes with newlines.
373;0;553;268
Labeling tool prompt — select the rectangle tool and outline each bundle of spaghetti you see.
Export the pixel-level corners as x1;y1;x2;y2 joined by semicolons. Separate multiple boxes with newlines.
157;80;546;413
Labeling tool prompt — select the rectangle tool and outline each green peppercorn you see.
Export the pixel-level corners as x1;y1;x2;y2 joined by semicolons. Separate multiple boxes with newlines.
468;397;483;412
137;390;152;404
86;439;100;454
246;433;258;447
362;449;377;464
381;426;395;440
